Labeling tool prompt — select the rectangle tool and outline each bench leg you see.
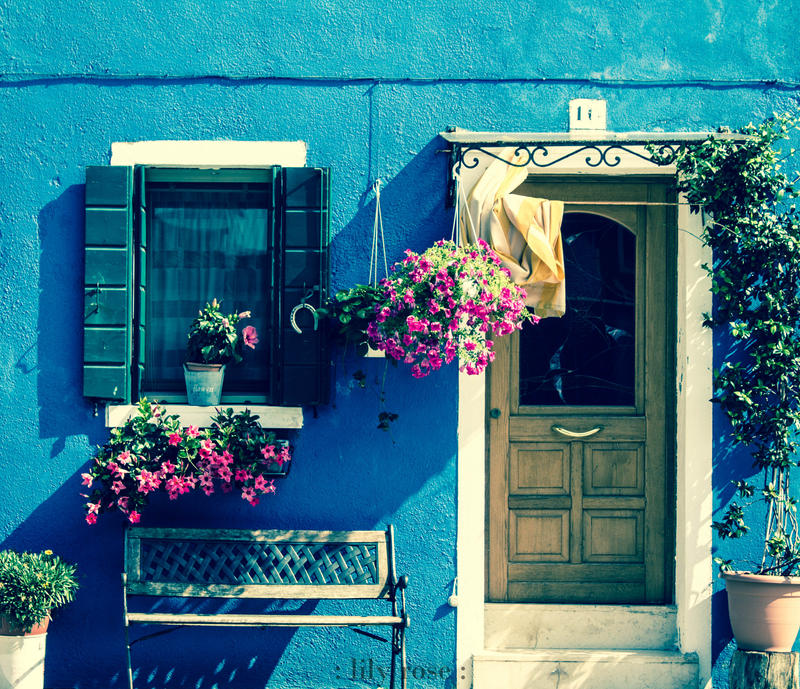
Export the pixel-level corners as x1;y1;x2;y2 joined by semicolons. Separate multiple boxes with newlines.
389;626;397;689
388;624;407;689
400;624;407;689
124;623;134;689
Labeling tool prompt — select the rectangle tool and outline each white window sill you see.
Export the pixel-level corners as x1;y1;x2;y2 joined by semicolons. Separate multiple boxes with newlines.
105;405;304;429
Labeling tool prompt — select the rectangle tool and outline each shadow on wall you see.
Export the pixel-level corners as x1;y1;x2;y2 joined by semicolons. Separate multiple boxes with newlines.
35;183;109;454
330;136;453;291
4;138;458;688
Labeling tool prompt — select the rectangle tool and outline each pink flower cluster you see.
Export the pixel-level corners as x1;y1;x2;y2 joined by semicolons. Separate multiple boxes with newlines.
366;240;535;377
82;402;290;524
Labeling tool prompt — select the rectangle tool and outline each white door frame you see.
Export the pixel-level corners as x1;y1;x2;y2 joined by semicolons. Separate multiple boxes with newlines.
455;148;713;689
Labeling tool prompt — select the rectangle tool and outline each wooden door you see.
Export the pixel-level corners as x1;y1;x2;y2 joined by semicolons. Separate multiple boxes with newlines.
487;177;676;604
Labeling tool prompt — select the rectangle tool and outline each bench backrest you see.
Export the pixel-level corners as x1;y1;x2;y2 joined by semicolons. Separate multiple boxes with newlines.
124;527;395;600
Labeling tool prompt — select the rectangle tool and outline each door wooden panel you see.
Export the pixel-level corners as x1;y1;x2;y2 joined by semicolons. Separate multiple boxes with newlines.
510;510;570;562
510;444;570;495
487;177;676;604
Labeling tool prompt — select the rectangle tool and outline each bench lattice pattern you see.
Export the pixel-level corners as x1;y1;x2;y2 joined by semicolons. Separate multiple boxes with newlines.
139;539;379;585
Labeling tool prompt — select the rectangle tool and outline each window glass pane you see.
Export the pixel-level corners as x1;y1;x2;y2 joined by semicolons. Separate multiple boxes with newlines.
519;212;636;406
144;182;271;395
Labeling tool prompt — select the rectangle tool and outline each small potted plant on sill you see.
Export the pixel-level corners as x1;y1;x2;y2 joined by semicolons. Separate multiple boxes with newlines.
81;399;291;524
0;549;78;689
184;299;259;405
671;114;800;654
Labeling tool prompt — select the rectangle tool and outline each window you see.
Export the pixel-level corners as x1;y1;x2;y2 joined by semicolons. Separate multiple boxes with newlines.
83;165;331;407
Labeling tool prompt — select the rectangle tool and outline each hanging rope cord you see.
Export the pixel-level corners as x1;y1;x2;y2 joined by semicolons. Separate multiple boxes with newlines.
451;167;479;247
369;180;389;287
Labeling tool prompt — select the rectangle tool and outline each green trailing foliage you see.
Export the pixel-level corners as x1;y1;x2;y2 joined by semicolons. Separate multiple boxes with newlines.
319;284;384;356
669;113;800;575
0;550;78;632
320;287;400;433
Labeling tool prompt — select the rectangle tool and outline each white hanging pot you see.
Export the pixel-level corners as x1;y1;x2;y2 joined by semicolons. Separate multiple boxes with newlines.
362;344;385;358
0;618;48;689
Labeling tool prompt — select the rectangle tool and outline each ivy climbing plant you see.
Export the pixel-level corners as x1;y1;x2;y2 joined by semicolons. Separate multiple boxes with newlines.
669;113;800;575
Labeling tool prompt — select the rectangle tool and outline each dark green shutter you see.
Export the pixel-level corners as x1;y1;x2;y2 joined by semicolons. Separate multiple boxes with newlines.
274;167;331;405
83;166;134;402
133;166;146;399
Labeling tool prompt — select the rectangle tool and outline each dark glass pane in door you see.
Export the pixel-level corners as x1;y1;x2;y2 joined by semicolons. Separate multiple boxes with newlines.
520;212;636;406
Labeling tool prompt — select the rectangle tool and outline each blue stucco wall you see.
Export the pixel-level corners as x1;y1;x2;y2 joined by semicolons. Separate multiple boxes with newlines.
0;2;798;688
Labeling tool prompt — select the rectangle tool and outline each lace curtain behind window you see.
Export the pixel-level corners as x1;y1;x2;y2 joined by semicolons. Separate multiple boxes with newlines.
144;184;271;395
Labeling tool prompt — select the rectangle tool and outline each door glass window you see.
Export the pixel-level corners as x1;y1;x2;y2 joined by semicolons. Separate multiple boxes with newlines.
519;212;636;406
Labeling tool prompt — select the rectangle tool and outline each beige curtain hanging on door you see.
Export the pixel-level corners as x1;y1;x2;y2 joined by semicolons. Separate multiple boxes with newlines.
460;149;566;318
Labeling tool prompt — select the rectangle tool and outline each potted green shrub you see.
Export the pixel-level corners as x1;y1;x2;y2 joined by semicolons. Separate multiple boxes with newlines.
0;549;78;689
671;114;800;651
184;299;259;405
81;399;291;524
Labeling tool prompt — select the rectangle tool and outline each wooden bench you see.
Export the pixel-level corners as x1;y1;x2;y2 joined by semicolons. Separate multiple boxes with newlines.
123;526;409;689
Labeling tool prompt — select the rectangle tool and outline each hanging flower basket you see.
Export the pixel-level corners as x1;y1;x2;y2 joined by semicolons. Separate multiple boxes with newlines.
81;400;291;524
365;239;534;377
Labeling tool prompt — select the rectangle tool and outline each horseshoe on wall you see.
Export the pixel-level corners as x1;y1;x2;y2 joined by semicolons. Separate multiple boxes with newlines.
290;302;319;334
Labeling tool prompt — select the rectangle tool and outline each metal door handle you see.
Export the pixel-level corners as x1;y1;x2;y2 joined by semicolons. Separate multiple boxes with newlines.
552;425;602;438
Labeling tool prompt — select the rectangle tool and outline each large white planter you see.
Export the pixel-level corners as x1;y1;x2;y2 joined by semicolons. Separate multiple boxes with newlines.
0;634;46;689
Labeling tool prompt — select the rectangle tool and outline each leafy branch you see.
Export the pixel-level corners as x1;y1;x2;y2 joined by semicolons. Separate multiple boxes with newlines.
672;112;800;575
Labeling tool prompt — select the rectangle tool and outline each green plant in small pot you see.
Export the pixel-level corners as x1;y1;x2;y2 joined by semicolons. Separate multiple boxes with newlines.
671;113;800;653
184;299;259;405
0;550;78;689
321;283;385;357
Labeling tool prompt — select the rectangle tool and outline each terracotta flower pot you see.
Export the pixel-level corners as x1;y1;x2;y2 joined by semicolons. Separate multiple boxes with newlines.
722;571;800;651
183;363;225;405
0;617;48;637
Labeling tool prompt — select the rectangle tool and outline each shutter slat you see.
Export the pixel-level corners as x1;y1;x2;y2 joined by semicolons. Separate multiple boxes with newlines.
276;168;331;406
83;166;134;402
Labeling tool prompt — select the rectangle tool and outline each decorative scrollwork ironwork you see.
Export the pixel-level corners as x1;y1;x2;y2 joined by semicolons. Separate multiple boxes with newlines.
447;141;682;205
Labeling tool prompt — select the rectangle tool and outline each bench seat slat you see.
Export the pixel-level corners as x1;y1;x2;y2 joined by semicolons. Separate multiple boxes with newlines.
127;613;403;627
127;582;389;599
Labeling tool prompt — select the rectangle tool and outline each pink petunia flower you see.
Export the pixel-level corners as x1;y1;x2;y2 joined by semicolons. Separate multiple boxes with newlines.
111;480;126;495
128;511;141;524
242;325;259;349
81;473;93;487
85;513;98;525
168;432;182;446
186;425;200;438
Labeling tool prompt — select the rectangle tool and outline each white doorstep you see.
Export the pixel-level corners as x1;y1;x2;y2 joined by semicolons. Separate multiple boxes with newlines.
485;603;679;651
473;649;699;689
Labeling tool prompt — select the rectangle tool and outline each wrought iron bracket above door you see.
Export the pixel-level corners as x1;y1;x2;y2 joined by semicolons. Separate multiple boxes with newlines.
440;128;749;207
